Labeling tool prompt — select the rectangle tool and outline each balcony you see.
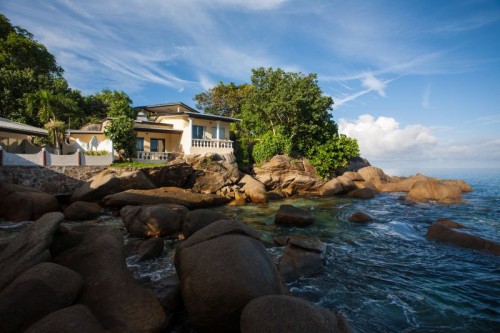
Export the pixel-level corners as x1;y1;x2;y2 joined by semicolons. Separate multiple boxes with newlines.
190;139;234;155
135;151;172;163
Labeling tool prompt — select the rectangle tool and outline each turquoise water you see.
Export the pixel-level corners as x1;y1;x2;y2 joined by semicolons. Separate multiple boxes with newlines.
213;168;500;333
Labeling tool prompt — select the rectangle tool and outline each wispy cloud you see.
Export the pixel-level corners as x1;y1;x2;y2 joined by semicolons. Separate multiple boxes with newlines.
422;85;431;110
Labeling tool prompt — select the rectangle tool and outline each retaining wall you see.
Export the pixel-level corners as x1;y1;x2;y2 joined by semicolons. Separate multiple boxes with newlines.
0;165;108;195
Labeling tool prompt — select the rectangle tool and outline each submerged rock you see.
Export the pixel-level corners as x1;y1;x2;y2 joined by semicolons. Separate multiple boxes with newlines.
125;237;165;262
275;205;315;227
427;219;500;255
348;211;374;223
347;187;379;199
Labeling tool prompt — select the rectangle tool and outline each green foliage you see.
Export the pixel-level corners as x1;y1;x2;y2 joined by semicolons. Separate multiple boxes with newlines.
194;82;252;118
241;67;336;155
0;14;62;77
308;135;360;179
93;89;135;118
84;150;109;156
252;127;292;163
104;116;137;161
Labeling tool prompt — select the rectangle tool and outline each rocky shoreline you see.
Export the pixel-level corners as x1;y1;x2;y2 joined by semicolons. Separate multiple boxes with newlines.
0;153;498;332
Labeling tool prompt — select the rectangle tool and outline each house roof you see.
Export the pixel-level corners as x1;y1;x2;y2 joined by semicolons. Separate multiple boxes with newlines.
0;117;48;136
134;102;241;123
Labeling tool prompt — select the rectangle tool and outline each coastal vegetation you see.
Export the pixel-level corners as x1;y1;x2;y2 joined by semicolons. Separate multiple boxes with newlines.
194;67;359;178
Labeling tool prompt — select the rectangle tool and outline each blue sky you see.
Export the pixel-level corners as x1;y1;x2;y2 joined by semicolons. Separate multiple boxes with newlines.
2;0;500;171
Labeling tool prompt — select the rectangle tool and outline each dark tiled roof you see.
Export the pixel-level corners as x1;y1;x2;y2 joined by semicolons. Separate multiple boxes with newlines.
0;117;48;136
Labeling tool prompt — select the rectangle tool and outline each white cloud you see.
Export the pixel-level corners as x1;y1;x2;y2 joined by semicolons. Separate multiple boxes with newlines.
339;114;500;169
361;72;386;97
339;114;437;160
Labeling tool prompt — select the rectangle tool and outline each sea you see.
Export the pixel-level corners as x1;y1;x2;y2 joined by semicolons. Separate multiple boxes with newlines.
1;168;499;332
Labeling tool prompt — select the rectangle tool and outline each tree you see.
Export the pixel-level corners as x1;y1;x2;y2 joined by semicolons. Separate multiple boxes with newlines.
241;67;337;155
0;14;85;128
0;14;62;77
104;116;137;161
93;89;135;118
194;67;359;176
194;82;252;118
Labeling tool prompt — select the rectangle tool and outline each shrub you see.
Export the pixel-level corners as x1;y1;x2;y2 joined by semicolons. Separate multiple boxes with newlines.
84;150;109;156
308;134;360;179
252;127;292;163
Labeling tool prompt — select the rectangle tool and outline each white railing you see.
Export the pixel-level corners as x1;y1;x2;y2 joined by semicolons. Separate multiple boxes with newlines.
135;151;170;162
192;139;233;149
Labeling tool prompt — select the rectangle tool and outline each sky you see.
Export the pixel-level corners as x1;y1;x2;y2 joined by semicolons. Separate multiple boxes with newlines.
2;0;500;172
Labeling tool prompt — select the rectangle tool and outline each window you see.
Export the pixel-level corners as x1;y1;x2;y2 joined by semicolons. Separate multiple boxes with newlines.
211;127;226;140
192;125;204;139
136;138;144;151
150;138;165;152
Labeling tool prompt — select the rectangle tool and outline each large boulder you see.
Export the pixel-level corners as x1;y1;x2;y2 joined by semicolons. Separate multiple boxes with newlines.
0;182;59;221
53;226;166;333
102;187;230;209
278;236;326;283
275;205;315;227
405;180;463;203
253;155;324;194
357;166;390;189
378;174;430;192
426;219;499;255
63;201;102;221
240;295;353;333
139;161;194;188
239;174;268;204
182;209;227;238
71;169;156;202
0;262;83;333
319;178;343;196
0;212;64;291
175;220;287;332
440;179;473;193
120;204;188;238
24;304;108;333
189;153;240;194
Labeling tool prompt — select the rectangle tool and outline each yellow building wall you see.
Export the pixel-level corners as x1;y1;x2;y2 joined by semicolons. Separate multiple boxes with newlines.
135;131;182;152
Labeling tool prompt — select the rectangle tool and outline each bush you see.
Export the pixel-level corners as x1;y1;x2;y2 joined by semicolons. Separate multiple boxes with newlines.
252;127;292;163
308;135;360;179
84;150;109;156
104;116;137;161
